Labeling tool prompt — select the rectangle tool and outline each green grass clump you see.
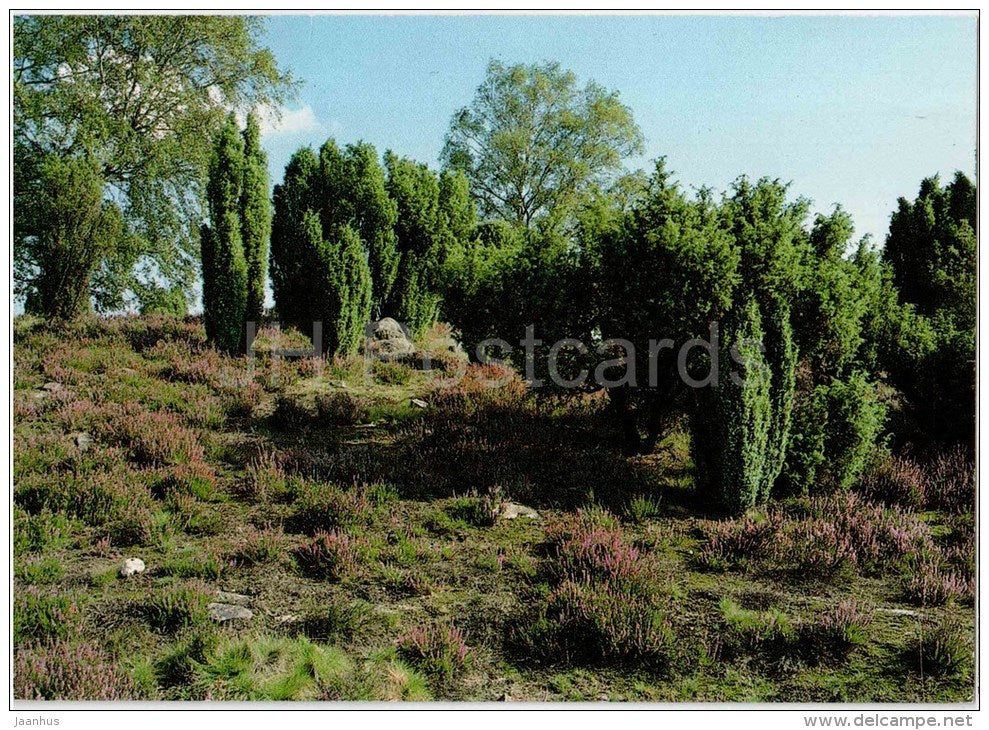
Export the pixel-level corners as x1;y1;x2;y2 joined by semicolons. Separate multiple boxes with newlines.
909;619;973;678
195;635;353;700
625;494;663;523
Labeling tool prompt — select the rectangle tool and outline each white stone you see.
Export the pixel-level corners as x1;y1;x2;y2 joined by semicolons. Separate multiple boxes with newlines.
498;502;541;521
119;557;145;578
208;602;254;622
410;398;428;409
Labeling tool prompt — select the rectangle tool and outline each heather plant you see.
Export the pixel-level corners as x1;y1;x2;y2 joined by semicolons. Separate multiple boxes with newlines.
140;583;210;634
242;450;290;503
15;556;64;586
521;509;674;667
903;561;972;607
151;462;221;502
314;391;372;426
397;624;470;680
13;507;74;555
774;518;858;581
98;404;205;467
229;527;286;567
289;481;374;534
294;530;362;581
373;359;414;386
858;450;926;509
270;393;318;430
14;640;137;700
14;591;81;642
926;446;974;513
801;599;871;662
695;510;779;571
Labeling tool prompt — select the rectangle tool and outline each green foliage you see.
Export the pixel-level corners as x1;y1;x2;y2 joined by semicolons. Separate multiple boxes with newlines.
201;113;248;354
13;16;292;311
443;59;643;229
319;140;399;312
140;584;210;634
438;219;524;356
191;635;352;700
240;111;272;323
882;173;976;446
693;298;772;513
16;155;126;320
820;373;888;490
331;224;374;356
385;152;444;335
271;143;381;352
137;285;188;317
594;161;739;451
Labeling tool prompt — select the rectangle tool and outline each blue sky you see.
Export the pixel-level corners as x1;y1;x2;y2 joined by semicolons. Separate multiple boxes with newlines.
257;13;977;245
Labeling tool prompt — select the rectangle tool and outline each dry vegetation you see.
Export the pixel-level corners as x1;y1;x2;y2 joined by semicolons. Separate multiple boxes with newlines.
12;315;975;702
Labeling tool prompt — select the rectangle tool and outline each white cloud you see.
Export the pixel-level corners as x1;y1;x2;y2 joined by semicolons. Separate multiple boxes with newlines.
257;104;334;138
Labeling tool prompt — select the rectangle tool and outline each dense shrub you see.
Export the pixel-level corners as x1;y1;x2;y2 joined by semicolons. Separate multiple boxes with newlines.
201;113;249;354
858;451;926;509
140;583;210;634
692;298;773;513
294;530;361;581
903;561;972;607
519;509;674;667
271;140;392;349
696;492;936;582
397;624;470;680
926;446;974;513
14;640;137;700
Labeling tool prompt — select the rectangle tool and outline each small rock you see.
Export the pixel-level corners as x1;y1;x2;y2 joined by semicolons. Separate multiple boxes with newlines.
498;502;541;521
365;318;416;362
207;602;253;623
214;590;251;606
277;614;300;624
410;398;428;409
41;382;64;393
71;432;93;452
875;607;921;617
119;557;146;578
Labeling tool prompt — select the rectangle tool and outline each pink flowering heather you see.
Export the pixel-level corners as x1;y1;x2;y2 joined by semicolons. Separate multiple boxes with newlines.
14;640;138;700
294;530;361;581
397;624;470;679
904;561;972;607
